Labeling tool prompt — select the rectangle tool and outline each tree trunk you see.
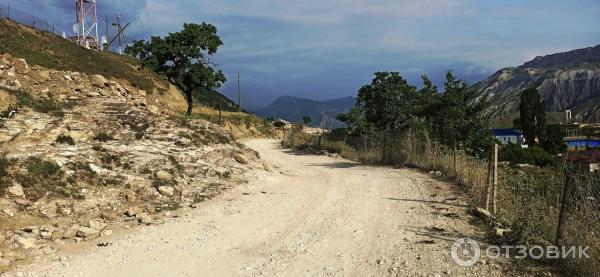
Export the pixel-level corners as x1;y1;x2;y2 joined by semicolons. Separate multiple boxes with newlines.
185;92;193;117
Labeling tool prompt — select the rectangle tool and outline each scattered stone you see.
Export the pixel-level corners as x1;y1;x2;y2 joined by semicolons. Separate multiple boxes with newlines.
215;167;231;179
0;258;10;267
62;225;80;239
2;209;15;217
51;230;63;241
16;237;37;249
37;70;50;80
14;199;30;206
176;137;191;146
158;186;175;197
90;74;107;87
76;226;100;238
234;154;248;164
125;207;140;217
7;184;24;197
155;170;173;182
39;203;58;218
88;163;107;174
100;230;113;237
87;219;107;231
39;226;55;240
136;213;152;225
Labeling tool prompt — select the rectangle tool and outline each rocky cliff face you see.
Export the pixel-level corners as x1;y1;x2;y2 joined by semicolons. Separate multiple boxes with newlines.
474;44;600;122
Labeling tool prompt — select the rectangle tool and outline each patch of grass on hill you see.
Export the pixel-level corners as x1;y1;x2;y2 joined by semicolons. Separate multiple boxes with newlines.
0;19;166;93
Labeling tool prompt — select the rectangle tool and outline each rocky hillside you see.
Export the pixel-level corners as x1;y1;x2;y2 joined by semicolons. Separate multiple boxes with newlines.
255;96;356;129
0;53;276;271
0;19;238;112
474;44;600;123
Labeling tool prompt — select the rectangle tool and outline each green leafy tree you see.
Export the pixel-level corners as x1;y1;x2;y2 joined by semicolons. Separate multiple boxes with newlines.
302;116;312;126
125;23;226;116
540;124;567;155
353;72;419;131
430;71;489;148
519;88;546;146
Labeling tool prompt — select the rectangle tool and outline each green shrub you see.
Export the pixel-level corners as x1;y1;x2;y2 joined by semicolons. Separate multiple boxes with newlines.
55;134;75;145
0;155;11;195
12;91;67;117
500;144;555;167
25;156;60;179
100;153;121;168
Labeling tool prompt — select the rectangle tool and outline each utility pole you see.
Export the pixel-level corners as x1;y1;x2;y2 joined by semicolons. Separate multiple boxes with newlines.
237;72;241;112
105;16;109;51
320;104;325;130
116;11;122;53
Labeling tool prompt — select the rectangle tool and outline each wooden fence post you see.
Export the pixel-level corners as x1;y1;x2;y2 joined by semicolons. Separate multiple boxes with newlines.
453;143;457;178
485;149;493;211
492;143;498;215
555;165;575;247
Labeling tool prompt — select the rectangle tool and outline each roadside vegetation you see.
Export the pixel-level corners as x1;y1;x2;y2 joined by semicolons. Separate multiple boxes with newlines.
282;70;599;276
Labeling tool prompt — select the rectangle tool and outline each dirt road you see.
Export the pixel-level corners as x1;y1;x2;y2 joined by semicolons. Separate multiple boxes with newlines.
12;139;508;276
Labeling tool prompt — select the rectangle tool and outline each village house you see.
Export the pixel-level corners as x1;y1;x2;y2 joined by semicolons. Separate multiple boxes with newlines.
568;150;600;172
491;128;527;146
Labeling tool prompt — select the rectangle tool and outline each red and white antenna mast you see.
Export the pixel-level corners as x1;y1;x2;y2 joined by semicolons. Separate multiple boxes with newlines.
75;0;99;49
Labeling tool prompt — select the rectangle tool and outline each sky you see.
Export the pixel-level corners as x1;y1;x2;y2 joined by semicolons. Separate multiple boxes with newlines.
4;0;600;109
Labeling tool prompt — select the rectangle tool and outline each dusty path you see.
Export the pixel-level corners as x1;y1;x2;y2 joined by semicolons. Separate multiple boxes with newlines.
11;139;509;276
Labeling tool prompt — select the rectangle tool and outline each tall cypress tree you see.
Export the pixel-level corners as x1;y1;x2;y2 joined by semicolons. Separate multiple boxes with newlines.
519;88;546;146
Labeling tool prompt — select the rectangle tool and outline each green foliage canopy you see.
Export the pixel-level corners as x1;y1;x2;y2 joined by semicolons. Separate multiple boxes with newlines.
125;23;226;116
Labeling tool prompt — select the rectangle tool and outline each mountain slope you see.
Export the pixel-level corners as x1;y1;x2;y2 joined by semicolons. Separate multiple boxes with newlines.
255;96;356;128
475;44;600;123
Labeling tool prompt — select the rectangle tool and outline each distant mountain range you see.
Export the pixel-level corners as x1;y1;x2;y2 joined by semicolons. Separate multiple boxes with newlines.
254;96;356;129
475;44;600;125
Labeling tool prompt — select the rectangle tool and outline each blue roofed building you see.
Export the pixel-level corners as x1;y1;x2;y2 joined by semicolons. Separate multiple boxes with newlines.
491;128;527;146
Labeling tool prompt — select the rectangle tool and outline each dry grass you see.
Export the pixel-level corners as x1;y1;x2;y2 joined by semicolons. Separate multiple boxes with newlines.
282;130;599;276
